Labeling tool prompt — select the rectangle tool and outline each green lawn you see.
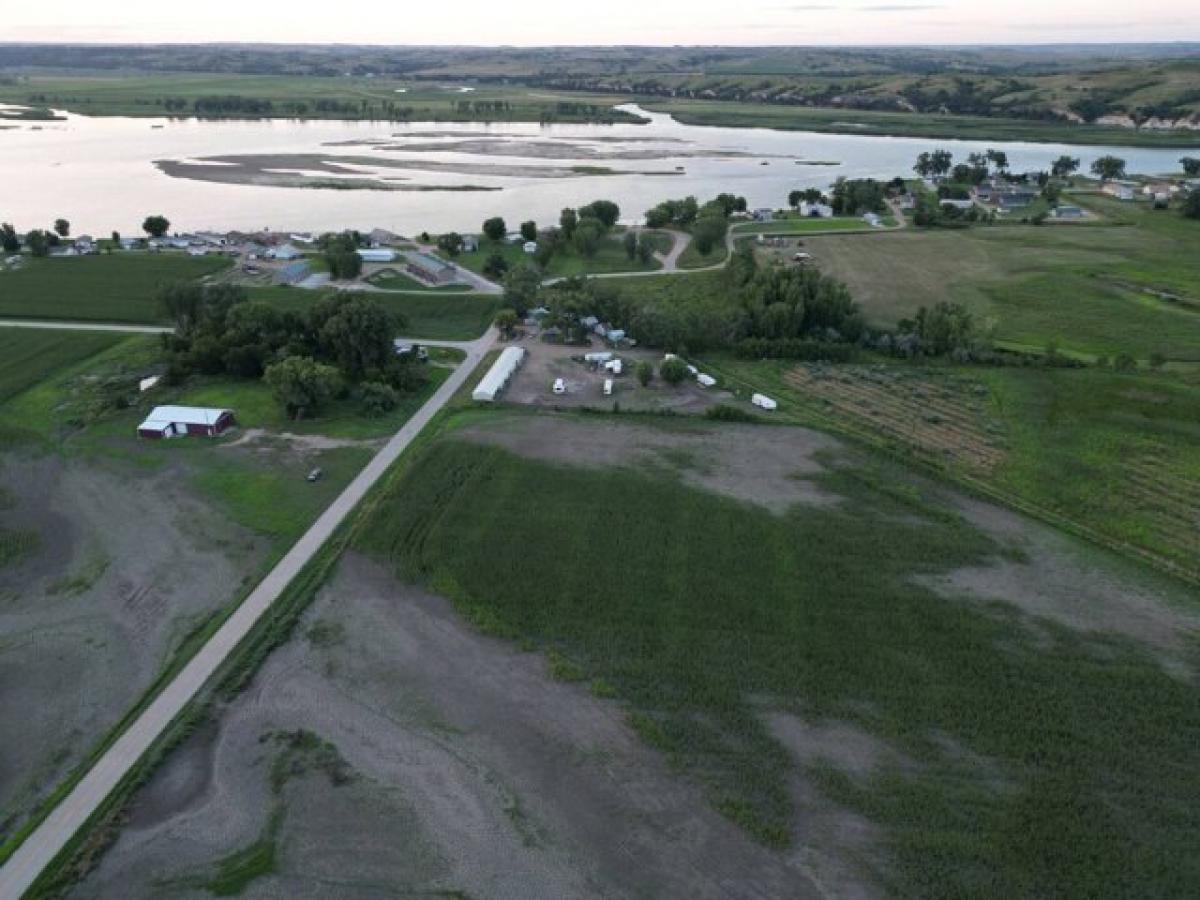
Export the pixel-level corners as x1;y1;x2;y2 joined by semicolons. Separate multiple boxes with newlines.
358;433;1200;898
733;217;887;236
455;233;663;279
365;267;471;292
0;254;229;323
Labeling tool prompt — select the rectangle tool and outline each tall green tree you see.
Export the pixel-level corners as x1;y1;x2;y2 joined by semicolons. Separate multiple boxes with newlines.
264;356;341;420
1090;156;1127;181
623;230;638;260
142;215;170;238
1180;157;1200;177
502;262;542;317
482;217;507;242
25;229;50;257
53;218;70;238
0;223;18;254
437;232;465;257
574;219;603;258
1182;189;1200;221
1052;155;1080;178
560;208;578;238
520;220;538;243
579;200;620;229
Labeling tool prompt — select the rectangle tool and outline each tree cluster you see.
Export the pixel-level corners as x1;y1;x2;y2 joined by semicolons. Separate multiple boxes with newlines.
160;283;424;419
830;178;887;215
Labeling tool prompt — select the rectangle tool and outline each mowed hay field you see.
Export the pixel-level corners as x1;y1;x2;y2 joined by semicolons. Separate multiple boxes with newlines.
802;198;1200;361
0;254;229;323
357;429;1200;899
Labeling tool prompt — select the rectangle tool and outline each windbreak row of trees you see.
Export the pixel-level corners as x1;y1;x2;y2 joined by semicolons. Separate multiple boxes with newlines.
160;283;424;419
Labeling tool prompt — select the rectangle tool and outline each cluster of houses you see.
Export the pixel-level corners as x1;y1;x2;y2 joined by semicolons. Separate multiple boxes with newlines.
1101;179;1195;208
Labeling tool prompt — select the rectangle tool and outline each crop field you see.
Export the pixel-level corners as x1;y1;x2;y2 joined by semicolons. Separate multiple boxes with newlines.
707;353;1200;580
785;364;1005;472
356;427;1200;899
0;254;229;323
802;198;1200;361
0;330;126;405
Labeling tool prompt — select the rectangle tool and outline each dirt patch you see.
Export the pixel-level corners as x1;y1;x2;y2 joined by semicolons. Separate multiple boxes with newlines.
81;554;846;899
455;412;844;513
0;453;267;843
221;428;383;453
503;338;734;416
924;495;1200;669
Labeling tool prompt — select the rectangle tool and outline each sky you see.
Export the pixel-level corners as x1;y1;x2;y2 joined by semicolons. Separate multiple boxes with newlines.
1;0;1195;46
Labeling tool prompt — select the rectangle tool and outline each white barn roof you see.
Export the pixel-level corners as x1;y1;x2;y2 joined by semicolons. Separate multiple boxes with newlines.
472;347;525;402
139;405;232;430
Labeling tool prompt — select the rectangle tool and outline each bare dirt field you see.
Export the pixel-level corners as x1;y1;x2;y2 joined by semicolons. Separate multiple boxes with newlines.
77;554;848;900
73;413;1200;899
502;338;733;414
0;453;268;844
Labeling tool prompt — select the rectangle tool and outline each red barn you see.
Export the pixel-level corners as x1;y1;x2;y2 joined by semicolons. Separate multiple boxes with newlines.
137;405;235;440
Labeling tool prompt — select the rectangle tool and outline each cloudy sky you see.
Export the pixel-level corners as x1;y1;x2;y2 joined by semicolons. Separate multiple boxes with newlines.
3;0;1195;45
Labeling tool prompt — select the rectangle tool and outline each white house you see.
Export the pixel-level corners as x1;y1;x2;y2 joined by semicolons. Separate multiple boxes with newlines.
523;241;538;255
800;202;834;219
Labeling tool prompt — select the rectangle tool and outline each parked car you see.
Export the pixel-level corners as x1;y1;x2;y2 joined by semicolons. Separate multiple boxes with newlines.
306;467;324;483
553;378;566;395
603;379;614;397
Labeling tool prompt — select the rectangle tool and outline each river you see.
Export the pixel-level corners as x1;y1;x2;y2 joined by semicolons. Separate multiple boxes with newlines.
2;104;1195;235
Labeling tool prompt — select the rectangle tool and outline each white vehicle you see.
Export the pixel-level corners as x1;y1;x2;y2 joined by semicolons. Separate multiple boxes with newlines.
584;351;614;364
553;378;566;395
697;373;717;388
686;364;699;377
603;379;614;397
751;393;778;411
604;359;623;376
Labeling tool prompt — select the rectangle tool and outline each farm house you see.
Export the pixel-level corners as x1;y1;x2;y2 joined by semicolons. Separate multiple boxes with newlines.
137;406;235;439
472;347;526;402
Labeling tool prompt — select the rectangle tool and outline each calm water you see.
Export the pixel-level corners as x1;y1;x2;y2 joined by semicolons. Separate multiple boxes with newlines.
3;104;1196;235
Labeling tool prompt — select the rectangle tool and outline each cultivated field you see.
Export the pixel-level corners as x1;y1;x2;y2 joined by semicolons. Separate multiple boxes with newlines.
0;255;229;323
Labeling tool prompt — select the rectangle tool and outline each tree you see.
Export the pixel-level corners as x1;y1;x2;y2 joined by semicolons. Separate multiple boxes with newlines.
636;360;653;387
579;200;619;229
692;213;728;256
437;232;464;257
142;215;170;238
986;149;1008;173
788;189;803;210
482;252;509;280
482;217;506;242
660;357;689;385
1182;189;1200;221
25;229;49;258
0;223;18;254
520;220;538;243
264;356;341;419
623;230;638;260
111;230;121;247
1090;156;1127;181
310;293;396;381
358;381;399;416
494;308;519;338
635;234;655;264
1180;157;1200;177
574;218;603;258
560;207;578;238
53;218;70;238
327;250;362;280
931;149;953;177
502;262;542;317
1052;155;1080;178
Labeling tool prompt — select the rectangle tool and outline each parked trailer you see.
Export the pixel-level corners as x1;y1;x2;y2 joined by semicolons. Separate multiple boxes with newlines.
603;379;614;396
697;373;717;388
584;351;613;364
472;347;526;402
751;393;778;411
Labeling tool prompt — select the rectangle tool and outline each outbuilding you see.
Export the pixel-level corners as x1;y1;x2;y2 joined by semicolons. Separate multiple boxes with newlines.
472;347;526;402
137;405;235;439
406;252;457;285
357;248;396;264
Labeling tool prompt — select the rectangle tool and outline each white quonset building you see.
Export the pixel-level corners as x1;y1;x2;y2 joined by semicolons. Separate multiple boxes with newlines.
357;248;396;264
472;347;526;402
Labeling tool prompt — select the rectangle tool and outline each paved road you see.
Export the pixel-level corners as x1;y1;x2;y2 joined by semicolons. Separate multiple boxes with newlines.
0;329;496;899
0;319;171;334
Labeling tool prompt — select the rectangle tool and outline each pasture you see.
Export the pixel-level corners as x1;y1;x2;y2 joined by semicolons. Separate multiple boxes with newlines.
802;198;1200;361
0;254;229;323
356;419;1200;899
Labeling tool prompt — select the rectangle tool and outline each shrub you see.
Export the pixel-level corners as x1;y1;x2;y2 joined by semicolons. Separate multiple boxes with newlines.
660;357;689;384
358;381;399;416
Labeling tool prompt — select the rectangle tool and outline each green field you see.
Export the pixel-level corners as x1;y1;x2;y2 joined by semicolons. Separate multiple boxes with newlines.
0;254;229;323
735;216;893;236
0;330;126;405
0;74;640;124
365;268;470;293
802;197;1200;361
641;97;1200;147
247;287;497;341
358;431;1200;898
455;233;663;279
